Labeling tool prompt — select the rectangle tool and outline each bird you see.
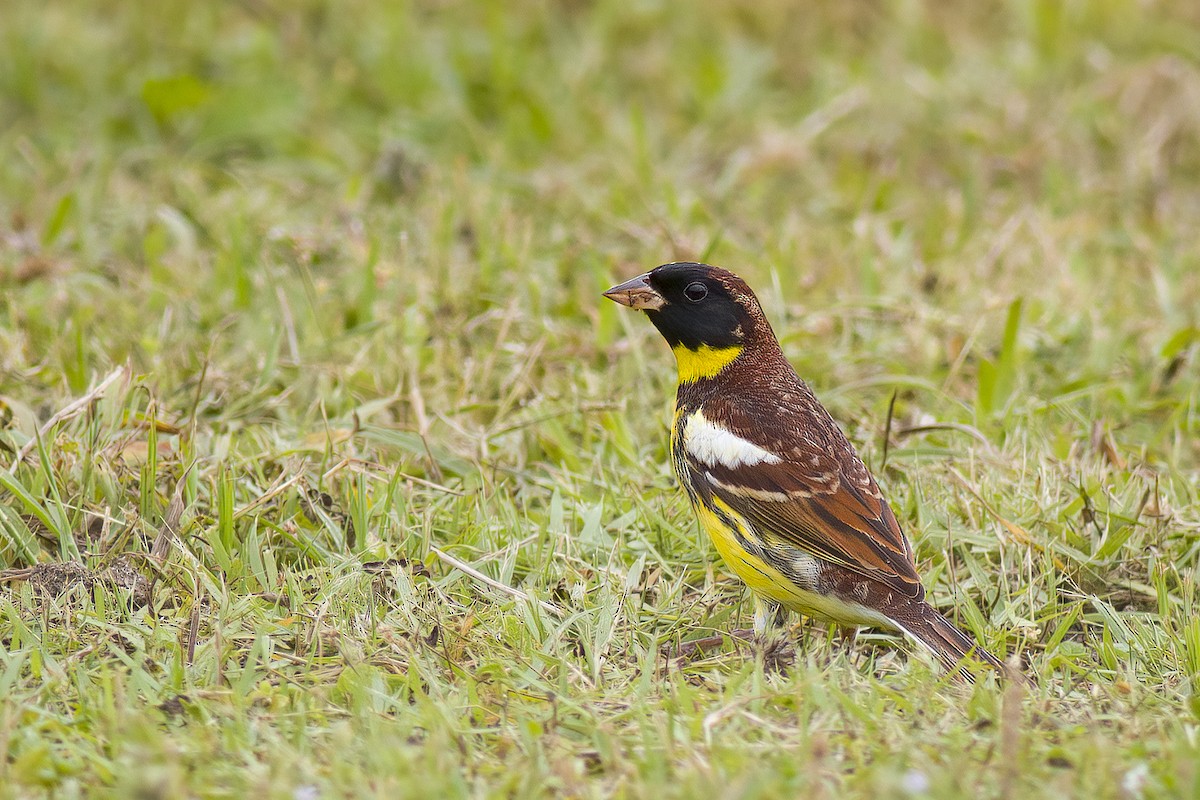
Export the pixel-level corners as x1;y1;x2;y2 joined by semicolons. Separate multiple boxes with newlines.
604;261;1025;684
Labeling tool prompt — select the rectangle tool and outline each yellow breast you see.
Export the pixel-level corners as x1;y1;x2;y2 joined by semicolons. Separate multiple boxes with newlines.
687;481;894;629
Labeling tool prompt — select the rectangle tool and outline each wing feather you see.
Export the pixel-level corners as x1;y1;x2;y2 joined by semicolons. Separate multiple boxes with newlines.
680;381;923;599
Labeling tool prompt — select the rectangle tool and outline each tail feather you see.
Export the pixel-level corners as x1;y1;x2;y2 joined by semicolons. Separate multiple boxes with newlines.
892;602;1031;686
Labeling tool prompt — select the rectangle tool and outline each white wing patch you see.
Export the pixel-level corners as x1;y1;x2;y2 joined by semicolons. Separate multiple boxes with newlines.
704;471;796;501
683;411;782;469
790;551;821;589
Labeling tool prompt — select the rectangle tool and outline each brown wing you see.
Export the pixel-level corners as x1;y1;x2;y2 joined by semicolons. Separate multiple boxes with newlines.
683;377;924;599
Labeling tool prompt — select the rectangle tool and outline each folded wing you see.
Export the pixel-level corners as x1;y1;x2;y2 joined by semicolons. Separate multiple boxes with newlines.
680;391;924;600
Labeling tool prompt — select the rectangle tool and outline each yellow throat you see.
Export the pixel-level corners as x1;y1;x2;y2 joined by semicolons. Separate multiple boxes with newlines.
671;344;743;383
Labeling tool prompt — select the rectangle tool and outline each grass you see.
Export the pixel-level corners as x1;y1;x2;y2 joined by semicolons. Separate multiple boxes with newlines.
1;0;1199;796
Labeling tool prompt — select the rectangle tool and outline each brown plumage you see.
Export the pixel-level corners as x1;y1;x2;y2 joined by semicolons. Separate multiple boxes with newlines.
605;262;1029;685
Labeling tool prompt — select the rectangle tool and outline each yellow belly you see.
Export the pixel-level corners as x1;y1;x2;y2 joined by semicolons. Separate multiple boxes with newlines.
692;496;894;629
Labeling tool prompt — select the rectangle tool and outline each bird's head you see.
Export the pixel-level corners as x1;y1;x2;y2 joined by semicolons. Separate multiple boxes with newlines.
604;262;778;382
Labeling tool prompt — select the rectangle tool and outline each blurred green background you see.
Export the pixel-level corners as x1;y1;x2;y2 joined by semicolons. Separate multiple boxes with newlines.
4;1;1197;416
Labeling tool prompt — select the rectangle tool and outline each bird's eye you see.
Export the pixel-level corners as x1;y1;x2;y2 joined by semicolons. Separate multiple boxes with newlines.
684;282;708;302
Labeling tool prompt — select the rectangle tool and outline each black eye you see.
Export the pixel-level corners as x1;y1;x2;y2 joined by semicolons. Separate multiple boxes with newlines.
684;282;708;302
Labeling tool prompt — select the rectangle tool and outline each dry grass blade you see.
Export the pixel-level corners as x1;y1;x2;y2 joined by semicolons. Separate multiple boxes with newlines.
7;365;130;472
948;467;1066;568
429;545;565;619
999;655;1029;799
0;567;38;583
151;466;193;562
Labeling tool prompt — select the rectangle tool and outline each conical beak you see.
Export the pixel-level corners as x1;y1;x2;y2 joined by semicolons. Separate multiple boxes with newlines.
603;273;666;311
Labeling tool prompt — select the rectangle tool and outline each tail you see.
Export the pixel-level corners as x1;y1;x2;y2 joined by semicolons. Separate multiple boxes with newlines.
892;602;1033;687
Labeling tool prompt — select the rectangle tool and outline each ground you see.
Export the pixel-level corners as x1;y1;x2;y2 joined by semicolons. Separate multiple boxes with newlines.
1;1;1199;797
